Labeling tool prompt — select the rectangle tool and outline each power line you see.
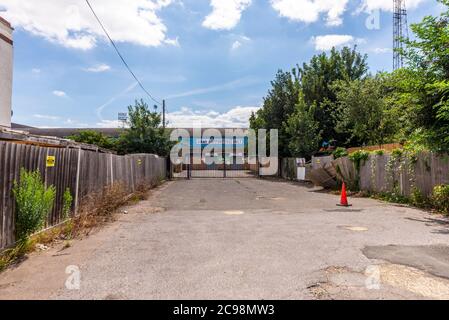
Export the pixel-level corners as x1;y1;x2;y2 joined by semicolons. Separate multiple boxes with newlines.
85;0;162;105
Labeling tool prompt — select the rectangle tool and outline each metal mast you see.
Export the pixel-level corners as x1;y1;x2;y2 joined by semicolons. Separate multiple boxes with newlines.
393;0;409;70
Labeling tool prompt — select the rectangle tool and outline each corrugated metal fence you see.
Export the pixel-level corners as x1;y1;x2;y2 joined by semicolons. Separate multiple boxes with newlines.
0;141;167;249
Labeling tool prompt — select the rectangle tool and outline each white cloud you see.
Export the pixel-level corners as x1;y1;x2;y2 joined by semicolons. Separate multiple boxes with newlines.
32;68;41;74
53;90;67;97
166;77;261;100
84;63;111;73
96;105;260;128
360;0;425;12
230;35;251;51
166;106;260;128
203;0;252;30
271;0;349;26
231;40;242;50
312;34;364;51
33;114;60;120
0;0;175;50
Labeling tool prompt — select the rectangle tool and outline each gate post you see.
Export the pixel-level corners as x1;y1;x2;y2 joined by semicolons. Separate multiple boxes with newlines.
223;152;227;178
167;157;173;181
187;152;192;180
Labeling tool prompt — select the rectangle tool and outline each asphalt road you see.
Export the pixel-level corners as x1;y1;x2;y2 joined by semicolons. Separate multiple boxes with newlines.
1;178;449;300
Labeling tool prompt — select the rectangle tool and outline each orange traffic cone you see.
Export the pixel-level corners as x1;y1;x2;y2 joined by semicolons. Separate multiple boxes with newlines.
337;182;352;207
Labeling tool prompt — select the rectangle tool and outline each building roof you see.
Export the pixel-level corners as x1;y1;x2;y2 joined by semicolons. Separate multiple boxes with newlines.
0;126;115;153
10;124;249;139
10;125;124;138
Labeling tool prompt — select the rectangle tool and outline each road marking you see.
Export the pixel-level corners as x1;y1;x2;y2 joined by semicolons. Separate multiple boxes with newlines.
223;210;245;215
342;226;369;232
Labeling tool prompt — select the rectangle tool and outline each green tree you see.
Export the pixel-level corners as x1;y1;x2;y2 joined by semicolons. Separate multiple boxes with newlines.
298;46;369;142
250;70;301;157
285;94;322;158
116;99;171;156
392;0;449;151
67;130;115;150
332;74;398;146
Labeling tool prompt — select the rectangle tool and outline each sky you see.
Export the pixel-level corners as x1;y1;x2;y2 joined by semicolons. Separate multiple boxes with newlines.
0;0;445;128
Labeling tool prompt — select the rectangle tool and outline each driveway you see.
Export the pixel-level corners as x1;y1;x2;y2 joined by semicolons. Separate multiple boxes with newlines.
1;178;449;300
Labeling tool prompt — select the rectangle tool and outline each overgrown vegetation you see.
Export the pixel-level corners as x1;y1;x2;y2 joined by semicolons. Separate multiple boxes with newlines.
1;170;57;271
62;188;73;220
67;130;116;150
250;0;449;157
348;150;370;173
432;185;449;214
0;239;34;272
333;147;348;159
13;169;56;241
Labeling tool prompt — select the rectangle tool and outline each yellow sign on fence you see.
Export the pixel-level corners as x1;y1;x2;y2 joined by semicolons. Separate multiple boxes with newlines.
46;155;56;167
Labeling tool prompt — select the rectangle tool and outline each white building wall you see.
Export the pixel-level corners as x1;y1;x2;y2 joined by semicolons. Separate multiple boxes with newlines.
0;18;13;128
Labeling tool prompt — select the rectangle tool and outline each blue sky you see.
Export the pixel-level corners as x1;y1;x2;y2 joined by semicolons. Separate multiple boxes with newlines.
0;0;444;128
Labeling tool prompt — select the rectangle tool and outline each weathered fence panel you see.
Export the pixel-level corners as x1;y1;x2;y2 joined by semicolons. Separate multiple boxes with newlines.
0;141;167;249
333;152;449;197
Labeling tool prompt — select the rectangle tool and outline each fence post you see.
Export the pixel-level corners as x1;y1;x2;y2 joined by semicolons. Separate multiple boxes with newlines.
110;153;114;186
130;156;135;191
74;147;81;215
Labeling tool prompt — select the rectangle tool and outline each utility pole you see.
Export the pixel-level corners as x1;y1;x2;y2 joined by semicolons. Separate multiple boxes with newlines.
162;99;166;129
393;0;409;70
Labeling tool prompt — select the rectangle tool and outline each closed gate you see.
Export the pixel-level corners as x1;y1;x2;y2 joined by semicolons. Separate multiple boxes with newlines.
171;153;259;179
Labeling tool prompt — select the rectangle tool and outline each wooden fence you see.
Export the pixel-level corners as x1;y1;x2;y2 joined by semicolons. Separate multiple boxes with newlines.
0;141;167;249
347;143;402;154
333;152;449;196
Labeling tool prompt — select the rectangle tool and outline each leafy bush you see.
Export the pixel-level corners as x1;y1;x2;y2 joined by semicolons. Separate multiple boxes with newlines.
348;150;370;172
376;192;409;205
432;185;449;214
391;148;404;160
67;130;115;150
410;187;430;208
373;149;385;156
62;188;73;220
333;147;348;159
13;169;56;241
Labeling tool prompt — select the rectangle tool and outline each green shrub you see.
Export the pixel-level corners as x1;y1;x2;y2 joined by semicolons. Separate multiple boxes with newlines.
13;169;56;241
373;149;385;156
348;150;370;172
391;148;404;159
432;185;449;214
410;187;430;208
62;188;73;220
333;147;348;159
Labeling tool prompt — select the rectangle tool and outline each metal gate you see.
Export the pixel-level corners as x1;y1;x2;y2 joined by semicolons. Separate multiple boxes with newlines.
171;153;259;179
